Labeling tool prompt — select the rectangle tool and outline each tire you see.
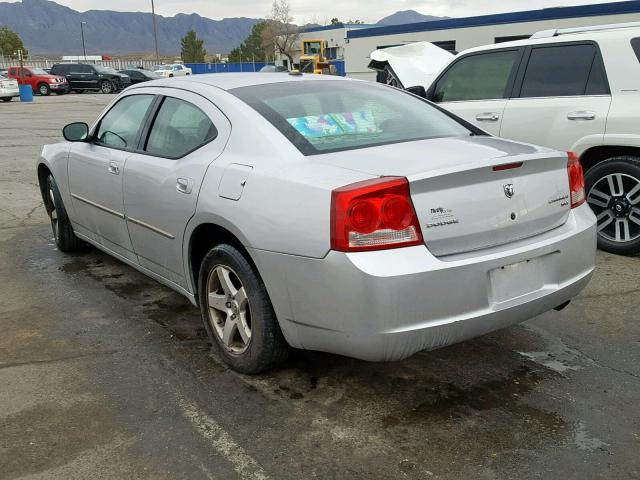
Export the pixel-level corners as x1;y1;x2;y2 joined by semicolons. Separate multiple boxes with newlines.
584;156;640;256
37;82;50;96
1;97;12;102
198;244;290;374
45;174;85;252
169;74;174;77
99;80;113;94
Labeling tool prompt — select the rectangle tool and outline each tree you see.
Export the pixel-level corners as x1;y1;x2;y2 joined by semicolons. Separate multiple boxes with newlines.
0;26;27;58
261;0;299;67
330;18;340;25
180;30;206;63
228;21;269;63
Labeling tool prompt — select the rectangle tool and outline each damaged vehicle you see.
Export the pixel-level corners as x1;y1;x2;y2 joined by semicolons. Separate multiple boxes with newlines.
369;23;640;255
37;74;596;373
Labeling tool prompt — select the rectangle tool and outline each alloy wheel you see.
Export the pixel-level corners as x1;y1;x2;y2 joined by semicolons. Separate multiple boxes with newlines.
101;81;113;94
206;265;252;354
587;173;640;243
39;84;49;95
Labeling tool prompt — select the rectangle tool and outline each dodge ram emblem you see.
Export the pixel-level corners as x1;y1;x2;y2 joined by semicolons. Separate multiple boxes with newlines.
503;184;515;199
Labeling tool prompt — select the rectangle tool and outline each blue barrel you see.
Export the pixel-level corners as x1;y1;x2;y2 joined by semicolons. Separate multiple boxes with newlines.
19;84;33;102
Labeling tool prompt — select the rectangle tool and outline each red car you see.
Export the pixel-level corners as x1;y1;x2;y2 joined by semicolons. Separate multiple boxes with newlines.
7;66;69;96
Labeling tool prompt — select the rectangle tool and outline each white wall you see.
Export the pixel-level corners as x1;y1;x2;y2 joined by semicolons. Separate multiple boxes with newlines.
345;12;640;81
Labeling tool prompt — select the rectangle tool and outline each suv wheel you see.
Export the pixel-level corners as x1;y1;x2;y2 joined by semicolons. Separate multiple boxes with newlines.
585;156;640;255
37;83;51;96
198;244;290;374
45;174;85;252
100;80;113;94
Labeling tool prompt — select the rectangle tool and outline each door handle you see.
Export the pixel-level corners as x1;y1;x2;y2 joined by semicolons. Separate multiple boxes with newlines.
567;111;596;121
107;161;120;175
476;112;500;122
176;177;193;194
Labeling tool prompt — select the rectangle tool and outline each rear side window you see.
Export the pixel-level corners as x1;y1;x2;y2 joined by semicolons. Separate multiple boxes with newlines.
632;38;640;62
433;50;520;102
144;97;217;158
94;95;154;150
519;44;609;98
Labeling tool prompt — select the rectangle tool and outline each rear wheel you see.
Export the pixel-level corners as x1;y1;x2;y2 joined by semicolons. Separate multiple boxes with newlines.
100;80;113;94
45;174;85;252
37;82;50;96
585;156;640;256
198;244;290;374
1;97;12;102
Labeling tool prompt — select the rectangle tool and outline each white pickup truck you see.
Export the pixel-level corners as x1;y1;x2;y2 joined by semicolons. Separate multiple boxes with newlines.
369;23;640;256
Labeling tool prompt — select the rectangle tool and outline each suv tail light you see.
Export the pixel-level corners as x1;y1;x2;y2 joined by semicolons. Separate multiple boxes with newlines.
331;177;423;252
567;152;586;209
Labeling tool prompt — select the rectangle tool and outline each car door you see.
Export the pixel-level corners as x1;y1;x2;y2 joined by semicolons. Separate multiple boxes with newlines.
68;94;156;260
429;48;523;136
499;42;612;151
123;88;231;287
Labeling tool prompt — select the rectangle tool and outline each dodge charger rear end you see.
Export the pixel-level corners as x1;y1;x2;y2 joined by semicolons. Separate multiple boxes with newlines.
37;74;597;373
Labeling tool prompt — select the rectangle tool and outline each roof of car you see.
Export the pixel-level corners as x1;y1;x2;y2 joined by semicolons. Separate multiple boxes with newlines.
147;72;350;91
461;24;640;54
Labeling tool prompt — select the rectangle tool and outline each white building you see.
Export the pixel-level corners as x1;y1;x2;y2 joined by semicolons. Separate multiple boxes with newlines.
345;1;640;80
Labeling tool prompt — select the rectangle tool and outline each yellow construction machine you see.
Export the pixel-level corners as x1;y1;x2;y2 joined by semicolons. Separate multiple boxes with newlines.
298;40;337;75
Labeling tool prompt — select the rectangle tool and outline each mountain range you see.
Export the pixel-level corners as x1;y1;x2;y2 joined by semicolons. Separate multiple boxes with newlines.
0;0;445;55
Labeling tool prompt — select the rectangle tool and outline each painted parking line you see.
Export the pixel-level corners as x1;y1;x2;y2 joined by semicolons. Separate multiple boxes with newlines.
177;395;270;480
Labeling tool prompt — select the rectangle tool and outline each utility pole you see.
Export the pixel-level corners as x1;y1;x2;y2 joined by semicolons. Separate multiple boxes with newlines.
80;21;87;61
151;0;160;64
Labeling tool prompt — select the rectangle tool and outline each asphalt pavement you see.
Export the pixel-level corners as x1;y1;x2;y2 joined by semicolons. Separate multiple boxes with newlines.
1;93;639;480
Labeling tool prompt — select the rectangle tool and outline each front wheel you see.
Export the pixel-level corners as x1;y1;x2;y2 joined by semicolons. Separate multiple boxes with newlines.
100;80;113;94
585;156;640;255
198;244;290;374
45;174;85;252
37;83;51;96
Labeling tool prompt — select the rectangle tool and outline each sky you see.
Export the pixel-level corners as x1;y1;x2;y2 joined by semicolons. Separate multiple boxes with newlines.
7;0;629;23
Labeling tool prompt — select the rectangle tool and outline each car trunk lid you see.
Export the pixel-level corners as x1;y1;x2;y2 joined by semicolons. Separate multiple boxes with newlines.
316;136;571;256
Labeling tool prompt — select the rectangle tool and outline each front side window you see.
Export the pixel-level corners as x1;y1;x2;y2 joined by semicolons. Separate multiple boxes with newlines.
432;50;520;102
94;95;154;150
231;80;473;156
144;97;217;158
519;44;608;98
632;38;640;62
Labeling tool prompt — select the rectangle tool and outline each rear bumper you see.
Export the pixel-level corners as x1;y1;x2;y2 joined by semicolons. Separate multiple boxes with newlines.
0;88;20;97
252;204;597;361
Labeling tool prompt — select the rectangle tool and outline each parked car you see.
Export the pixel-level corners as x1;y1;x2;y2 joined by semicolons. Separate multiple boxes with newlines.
154;64;192;77
0;73;20;102
37;74;596;373
369;23;640;255
6;66;69;96
118;69;160;84
49;63;131;94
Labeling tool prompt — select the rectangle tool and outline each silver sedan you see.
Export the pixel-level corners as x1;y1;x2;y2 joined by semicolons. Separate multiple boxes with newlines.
37;73;597;373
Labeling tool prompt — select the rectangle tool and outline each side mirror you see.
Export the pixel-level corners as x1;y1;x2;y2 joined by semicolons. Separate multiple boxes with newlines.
63;122;89;142
405;85;427;98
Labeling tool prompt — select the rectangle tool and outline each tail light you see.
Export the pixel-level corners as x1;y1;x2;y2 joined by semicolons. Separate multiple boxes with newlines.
331;177;423;252
567;152;586;208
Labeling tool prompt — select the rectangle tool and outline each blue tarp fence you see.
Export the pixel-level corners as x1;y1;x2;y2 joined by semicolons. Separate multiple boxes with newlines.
185;60;346;76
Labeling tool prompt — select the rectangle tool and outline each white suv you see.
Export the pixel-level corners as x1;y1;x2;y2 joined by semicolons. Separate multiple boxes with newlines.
379;23;640;255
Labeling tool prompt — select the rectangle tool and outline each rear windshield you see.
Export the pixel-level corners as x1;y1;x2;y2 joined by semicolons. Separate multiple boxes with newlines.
230;80;472;155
